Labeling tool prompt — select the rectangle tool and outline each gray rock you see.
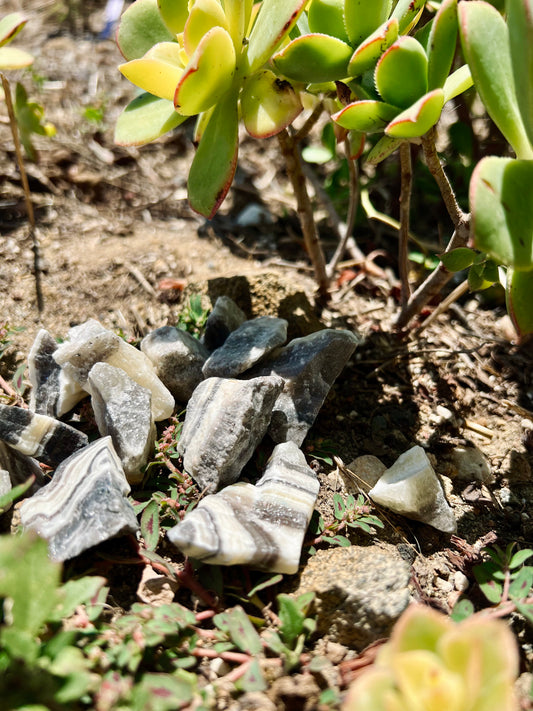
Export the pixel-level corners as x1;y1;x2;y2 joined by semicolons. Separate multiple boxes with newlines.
345;455;387;493
0;441;47;495
369;446;457;533
202;316;288;378
202;296;247;352
168;441;319;573
293;546;410;648
20;437;139;562
53;319;174;421
140;326;209;403
246;329;359;445
449;445;494;484
178;376;284;493
88;363;156;485
28;328;86;417
0;469;12;509
0;404;88;467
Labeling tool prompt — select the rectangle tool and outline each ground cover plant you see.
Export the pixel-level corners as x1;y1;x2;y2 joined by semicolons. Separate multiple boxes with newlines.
1;0;533;709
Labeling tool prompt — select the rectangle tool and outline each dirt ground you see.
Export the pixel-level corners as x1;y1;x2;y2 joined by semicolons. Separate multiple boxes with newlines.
2;1;533;709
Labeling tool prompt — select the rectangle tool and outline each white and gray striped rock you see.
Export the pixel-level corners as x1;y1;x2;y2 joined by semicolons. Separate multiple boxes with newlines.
202;316;288;379
140;326;209;403
246;329;359;445
168;441;319;573
178;376;284;493
0;404;88;467
53;320;174;421
20;437;139;562
369;446;457;533
28;329;86;417
88;363;156;485
202;296;247;352
0;441;47;494
0;469;11;504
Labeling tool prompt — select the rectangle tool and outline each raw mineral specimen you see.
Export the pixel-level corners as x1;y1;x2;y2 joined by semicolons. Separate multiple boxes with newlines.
53;319;174;421
202;296;247;352
202;316;288;378
0;404;88;467
0;469;12;507
28;328;86;417
140;326;209;402
0;441;47;494
20;437;139;562
369;445;457;533
178;375;284;493
168;441;319;573
246;328;359;445
88;363;156;484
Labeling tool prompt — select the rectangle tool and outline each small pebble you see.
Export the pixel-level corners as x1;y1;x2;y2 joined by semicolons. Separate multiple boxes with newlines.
453;571;469;593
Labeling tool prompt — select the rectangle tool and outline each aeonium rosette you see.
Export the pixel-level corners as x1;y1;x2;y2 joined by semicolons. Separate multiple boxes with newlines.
115;0;307;218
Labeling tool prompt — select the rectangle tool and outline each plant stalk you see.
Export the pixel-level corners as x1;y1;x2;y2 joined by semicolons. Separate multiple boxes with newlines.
398;141;413;309
277;128;330;299
327;139;360;278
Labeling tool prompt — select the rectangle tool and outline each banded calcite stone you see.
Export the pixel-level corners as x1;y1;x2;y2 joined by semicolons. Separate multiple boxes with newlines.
53;320;175;421
168;441;319;573
28;329;86;417
140;326;209;403
88;363;156;485
202;296;246;352
20;437;139;562
0;441;47;494
246;328;359;445
202;316;288;378
369;446;457;533
178;375;284;493
0;404;88;467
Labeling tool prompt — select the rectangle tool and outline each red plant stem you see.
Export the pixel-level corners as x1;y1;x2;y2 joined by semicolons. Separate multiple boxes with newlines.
191;647;251;664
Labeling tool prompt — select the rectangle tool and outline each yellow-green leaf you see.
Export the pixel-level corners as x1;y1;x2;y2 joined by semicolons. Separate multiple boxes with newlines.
157;0;189;35
114;92;188;145
119;41;184;101
0;12;27;46
385;89;444;139
272;33;352;83
246;0;307;73
241;69;302;138
347;18;399;78
0;46;33;69
333;99;398;133
375;36;428;109
308;0;348;42
183;0;230;57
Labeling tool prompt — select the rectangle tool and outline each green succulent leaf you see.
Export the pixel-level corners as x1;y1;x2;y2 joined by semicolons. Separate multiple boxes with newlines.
117;0;175;61
119;42;184;102
246;0;307;73
141;499;160;551
443;64;473;103
347;18;399;78
224;0;254;49
385;88;444;139
390;0;426;34
174;26;236;116
470;157;533;270
183;0;230;56
427;0;458;90
507;267;533;336
375;36;428;109
0;475;34;514
213;606;262;654
440;247;477;272
130;671;197;710
241;69;302;138
332;99;398;133
308;0;348;42
157;0;188;35
272;33;352;83
508;0;533;147
366;134;403;164
344;0;392;47
188;87;239;218
459;0;533;160
0;12;27;46
114;92;187;146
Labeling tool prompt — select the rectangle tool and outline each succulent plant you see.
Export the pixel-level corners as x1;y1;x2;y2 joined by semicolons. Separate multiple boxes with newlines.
0;12;33;70
342;605;519;711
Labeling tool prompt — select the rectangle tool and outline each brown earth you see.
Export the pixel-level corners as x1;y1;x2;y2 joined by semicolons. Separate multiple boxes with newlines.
1;2;533;709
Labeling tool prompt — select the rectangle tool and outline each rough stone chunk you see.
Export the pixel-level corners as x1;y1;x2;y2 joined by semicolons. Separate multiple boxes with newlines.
0;469;12;508
203;295;247;352
293;545;410;648
53;319;174;421
178;376;284;493
141;326;209;403
0;404;88;467
20;437;139;562
369;445;457;533
88;363;156;485
0;441;47;495
28;328;86;417
247;329;359;445
202;316;288;378
168;441;319;573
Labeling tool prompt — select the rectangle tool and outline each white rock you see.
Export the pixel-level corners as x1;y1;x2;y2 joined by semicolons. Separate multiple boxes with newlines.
369;446;457;533
449;445;493;484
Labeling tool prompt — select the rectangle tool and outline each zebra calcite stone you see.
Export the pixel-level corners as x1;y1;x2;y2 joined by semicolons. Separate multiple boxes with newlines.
0;404;88;467
140;326;209;403
19;437;139;562
53;320;175;421
88;363;156;485
246;329;359;445
28;329;86;417
0;441;47;494
178;375;284;493
202;296;247;352
202;316;288;379
168;441;319;573
369;446;457;533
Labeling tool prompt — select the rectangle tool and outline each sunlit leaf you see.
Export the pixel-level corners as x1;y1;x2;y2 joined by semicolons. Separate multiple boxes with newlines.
241;69;302;138
508;0;533;147
426;0;458;90
246;0;307;73
347;18;399;78
119;42;184;101
391;0;425;34
443;64;473;103
157;0;188;35
114;92;187;145
375;36;428;109
333;99;398;133
0;12;27;46
213;606;262;654
0;46;33;69
385;89;444;138
272;33;352;83
183;0;230;56
344;0;391;47
307;0;348;42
